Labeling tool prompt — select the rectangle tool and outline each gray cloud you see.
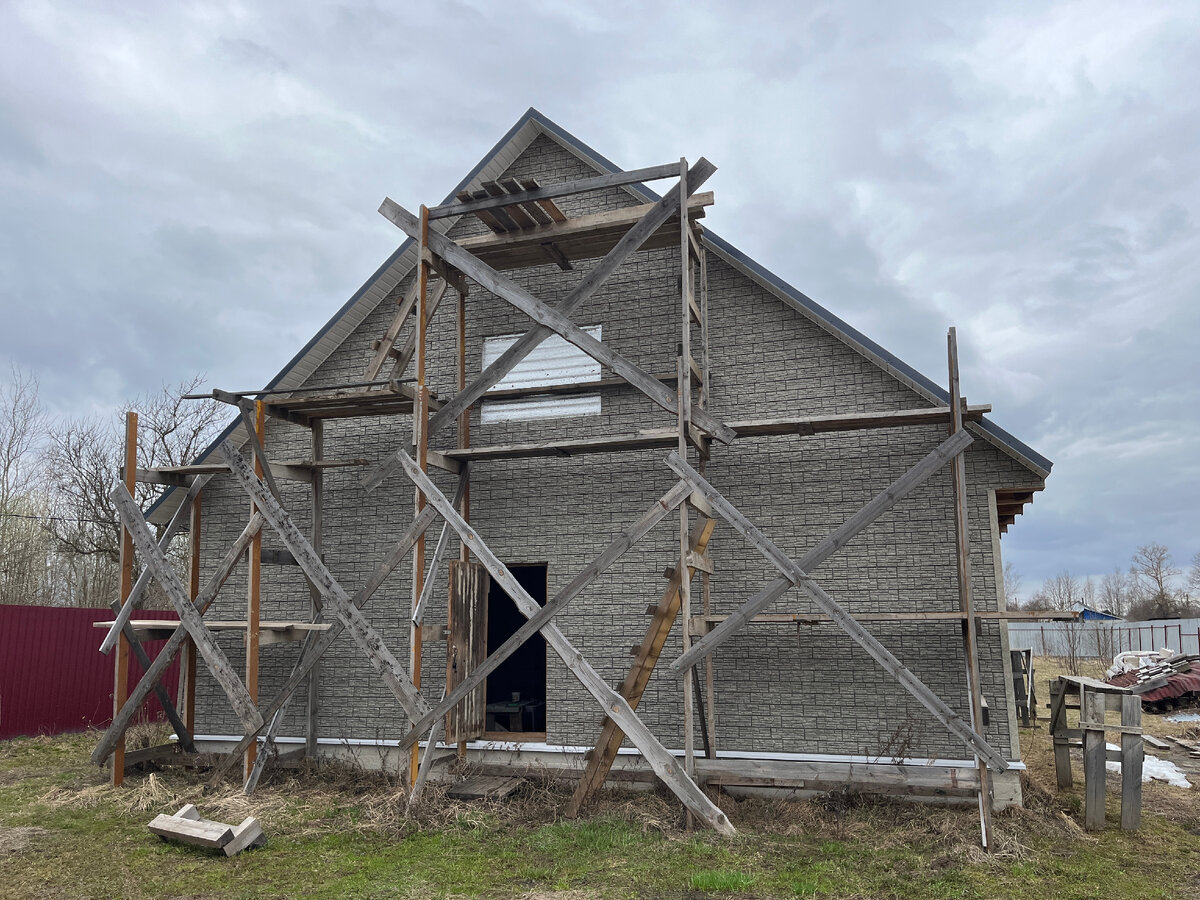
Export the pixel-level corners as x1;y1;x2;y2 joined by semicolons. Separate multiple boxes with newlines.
1;0;1197;587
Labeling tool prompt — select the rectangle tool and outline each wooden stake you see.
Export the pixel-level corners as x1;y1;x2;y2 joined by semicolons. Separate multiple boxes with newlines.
410;203;431;786
245;401;265;781
185;491;202;738
112;411;138;786
307;419;323;761
947;327;993;850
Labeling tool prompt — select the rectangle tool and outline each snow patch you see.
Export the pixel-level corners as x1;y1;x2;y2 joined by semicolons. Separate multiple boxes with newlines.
1106;742;1191;788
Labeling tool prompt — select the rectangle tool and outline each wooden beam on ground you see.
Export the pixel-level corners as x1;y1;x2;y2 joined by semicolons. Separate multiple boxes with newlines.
414;159;716;443
670;430;974;672
428;163;682;218
377;198;735;447
392;450;734;835
91;512;265;767
395;479;693;754
665;449;1009;772
110;484;263;735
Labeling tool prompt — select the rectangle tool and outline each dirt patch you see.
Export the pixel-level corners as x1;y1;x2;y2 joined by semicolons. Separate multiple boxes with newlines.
0;825;48;854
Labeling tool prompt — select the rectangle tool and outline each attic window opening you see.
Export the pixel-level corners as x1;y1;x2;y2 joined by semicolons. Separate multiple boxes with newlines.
481;326;602;424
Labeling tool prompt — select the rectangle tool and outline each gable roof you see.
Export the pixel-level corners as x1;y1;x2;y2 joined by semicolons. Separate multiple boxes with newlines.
149;108;1049;523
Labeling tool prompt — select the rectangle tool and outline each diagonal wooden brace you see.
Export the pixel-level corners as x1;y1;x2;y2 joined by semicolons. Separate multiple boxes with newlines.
376;200;734;447
208;501;440;787
111;484;263;734
664;448;1009;771
670;429;975;671
392;448;734;835
100;475;212;654
217;440;430;722
92;512;265;766
396;479;692;753
421;159;717;440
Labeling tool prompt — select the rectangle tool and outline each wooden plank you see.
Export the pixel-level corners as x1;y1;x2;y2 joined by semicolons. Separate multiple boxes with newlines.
223;816;266;856
184;493;201;738
446;775;524;800
500;178;552;226
1120;694;1143;831
413;470;471;625
439;406;992;462
1049;681;1072;788
1083;690;1107;830
392;450;734;835
947;327;992;850
389;279;450;382
566;514;716;817
417;159;716;443
406;691;446;813
397;480;693;753
520;178;568;223
364;280;420;380
669;430;974;672
112;412;138;786
378;198;735;444
216;441;430;723
110;485;262;734
665;449;1008;772
245;400;266;780
147;814;233;849
429;163;682;218
482;182;537;229
121;742;181;769
445;562;489;744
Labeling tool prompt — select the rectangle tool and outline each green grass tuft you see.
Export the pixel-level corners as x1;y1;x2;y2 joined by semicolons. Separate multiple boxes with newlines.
689;869;758;892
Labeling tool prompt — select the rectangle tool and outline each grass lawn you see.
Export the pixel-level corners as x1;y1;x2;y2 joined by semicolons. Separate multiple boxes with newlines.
3;676;1200;899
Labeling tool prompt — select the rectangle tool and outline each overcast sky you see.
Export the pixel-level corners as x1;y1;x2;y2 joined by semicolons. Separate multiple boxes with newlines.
1;1;1197;592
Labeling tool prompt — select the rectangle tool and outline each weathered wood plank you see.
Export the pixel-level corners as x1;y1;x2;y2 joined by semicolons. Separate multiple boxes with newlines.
665;449;1008;772
110;485;263;734
217;441;429;723
364;280;420;380
413;469;471;625
1120;694;1143;831
416;159;716;442
391;450;733;835
147;814;233;849
1083;690;1107;830
428;163;682;218
669;430;974;672
223;816;266;856
100;475;213;654
379;199;735;445
398;480;693;753
445;561;489;744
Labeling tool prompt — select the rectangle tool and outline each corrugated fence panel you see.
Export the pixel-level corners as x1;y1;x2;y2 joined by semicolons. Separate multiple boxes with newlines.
1008;617;1200;660
0;605;181;739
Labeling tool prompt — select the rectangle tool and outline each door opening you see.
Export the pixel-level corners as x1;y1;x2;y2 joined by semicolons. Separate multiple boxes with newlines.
484;563;547;738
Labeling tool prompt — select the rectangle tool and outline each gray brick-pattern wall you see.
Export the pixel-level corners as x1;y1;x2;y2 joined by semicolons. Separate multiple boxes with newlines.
192;134;1040;762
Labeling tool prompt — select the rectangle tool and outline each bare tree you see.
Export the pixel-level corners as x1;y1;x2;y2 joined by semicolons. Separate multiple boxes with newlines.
0;366;52;605
43;376;225;608
1187;550;1200;604
1001;560;1021;608
1100;568;1134;618
1028;570;1083;611
1129;543;1182;619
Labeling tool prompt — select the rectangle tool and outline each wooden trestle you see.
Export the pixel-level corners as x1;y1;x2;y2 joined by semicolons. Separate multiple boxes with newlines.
92;153;1054;846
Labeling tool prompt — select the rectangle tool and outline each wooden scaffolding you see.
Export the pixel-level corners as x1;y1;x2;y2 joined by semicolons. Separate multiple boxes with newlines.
93;157;1066;846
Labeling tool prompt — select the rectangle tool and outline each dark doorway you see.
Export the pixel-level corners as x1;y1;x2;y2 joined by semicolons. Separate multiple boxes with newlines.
484;564;547;737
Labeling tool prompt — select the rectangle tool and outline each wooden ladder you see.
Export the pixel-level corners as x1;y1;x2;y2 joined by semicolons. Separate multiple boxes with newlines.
565;509;716;816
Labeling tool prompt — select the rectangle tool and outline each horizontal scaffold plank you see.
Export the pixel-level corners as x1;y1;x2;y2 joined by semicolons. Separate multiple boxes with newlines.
451;193;712;271
688;609;1079;632
428;163;683;219
442;405;993;462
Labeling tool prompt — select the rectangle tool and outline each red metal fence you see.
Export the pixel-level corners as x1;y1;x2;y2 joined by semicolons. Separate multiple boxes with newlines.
0;605;180;740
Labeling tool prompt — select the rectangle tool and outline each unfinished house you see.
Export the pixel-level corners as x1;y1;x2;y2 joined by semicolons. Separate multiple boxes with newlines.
96;109;1052;842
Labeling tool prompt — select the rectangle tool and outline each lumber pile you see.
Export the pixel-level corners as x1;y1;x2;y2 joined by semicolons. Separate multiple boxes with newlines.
147;804;265;856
